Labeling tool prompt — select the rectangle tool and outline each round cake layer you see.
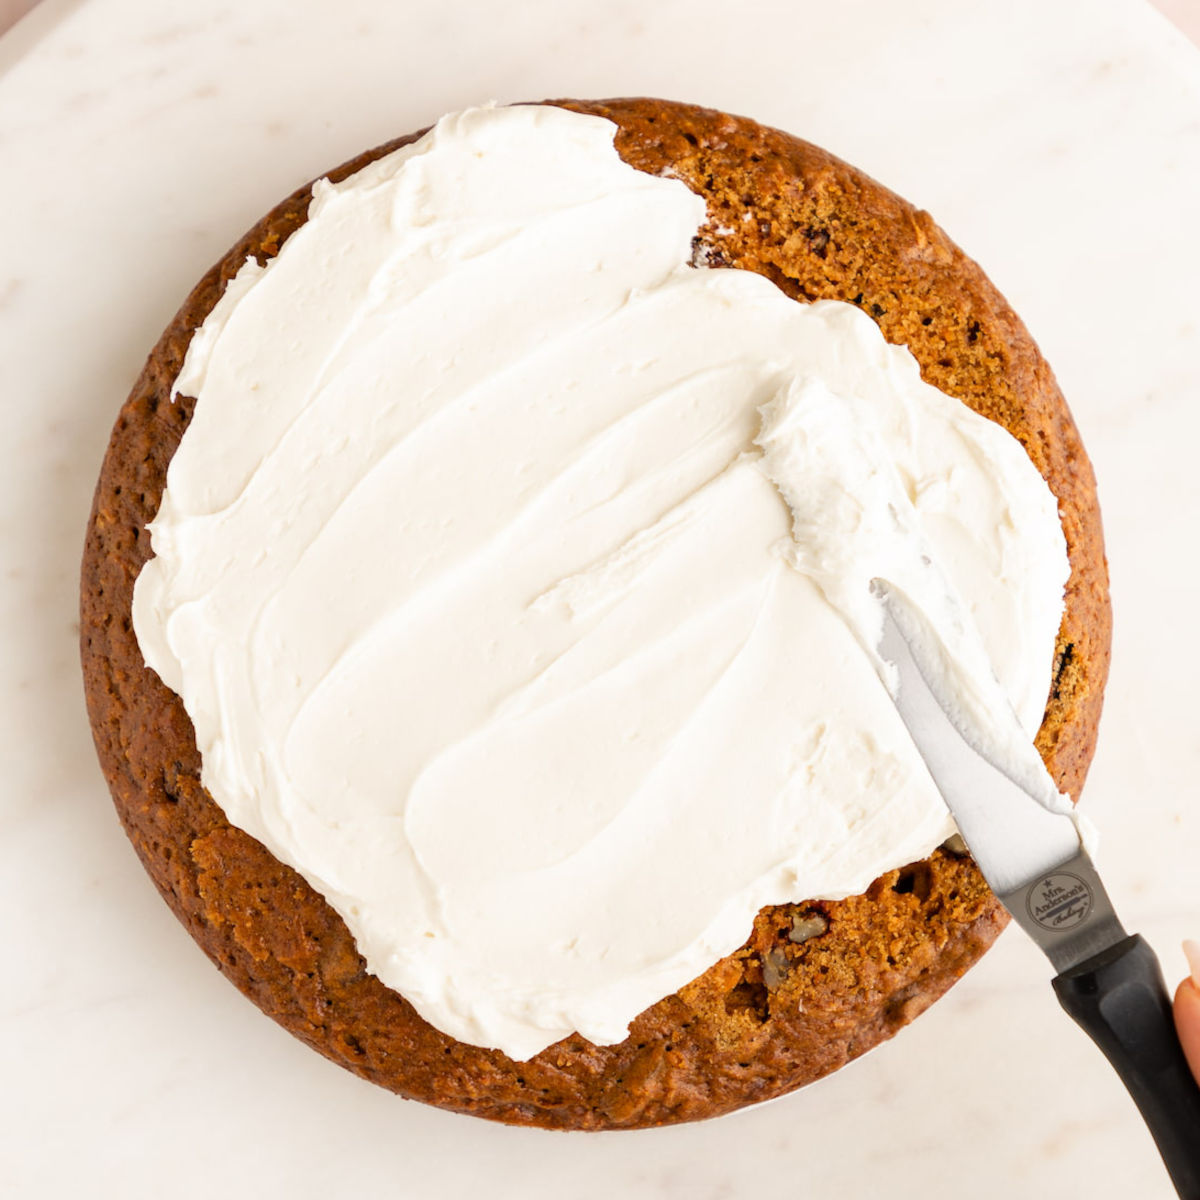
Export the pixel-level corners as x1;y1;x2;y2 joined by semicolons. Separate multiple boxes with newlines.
80;97;1110;1129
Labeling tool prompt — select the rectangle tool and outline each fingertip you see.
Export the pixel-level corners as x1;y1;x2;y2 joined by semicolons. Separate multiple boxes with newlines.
1184;938;1200;985
1174;972;1200;1082
1174;974;1200;1010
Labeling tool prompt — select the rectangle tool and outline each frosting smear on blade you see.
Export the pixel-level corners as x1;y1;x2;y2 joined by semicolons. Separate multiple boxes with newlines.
133;104;1069;1060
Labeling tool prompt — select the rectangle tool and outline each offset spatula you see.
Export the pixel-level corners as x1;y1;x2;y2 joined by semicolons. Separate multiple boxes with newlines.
876;594;1200;1198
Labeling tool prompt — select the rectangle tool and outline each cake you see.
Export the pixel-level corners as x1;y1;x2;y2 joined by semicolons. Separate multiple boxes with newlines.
79;97;1110;1129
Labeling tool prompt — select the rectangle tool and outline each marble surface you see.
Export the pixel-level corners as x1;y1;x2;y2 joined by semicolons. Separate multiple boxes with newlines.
2;0;1199;1196
1155;0;1200;45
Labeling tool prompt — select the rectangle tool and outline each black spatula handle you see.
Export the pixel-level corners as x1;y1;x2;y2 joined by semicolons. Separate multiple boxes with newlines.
1053;934;1200;1198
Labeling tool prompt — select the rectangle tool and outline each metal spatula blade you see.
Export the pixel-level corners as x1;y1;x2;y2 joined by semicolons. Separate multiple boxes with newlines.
876;592;1200;1198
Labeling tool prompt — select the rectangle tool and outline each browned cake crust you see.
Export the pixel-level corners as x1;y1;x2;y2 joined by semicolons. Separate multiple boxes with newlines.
80;98;1111;1129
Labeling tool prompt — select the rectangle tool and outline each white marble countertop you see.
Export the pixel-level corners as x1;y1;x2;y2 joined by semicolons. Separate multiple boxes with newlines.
2;1;1199;1196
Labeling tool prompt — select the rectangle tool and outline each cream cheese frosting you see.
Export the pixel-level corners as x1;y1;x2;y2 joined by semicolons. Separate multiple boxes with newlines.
132;103;1070;1060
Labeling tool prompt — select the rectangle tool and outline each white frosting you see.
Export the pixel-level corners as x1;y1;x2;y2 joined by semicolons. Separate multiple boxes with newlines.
757;379;1070;815
132;104;1070;1060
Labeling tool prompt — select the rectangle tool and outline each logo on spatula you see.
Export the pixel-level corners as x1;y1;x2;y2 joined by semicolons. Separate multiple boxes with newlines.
1027;873;1094;933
